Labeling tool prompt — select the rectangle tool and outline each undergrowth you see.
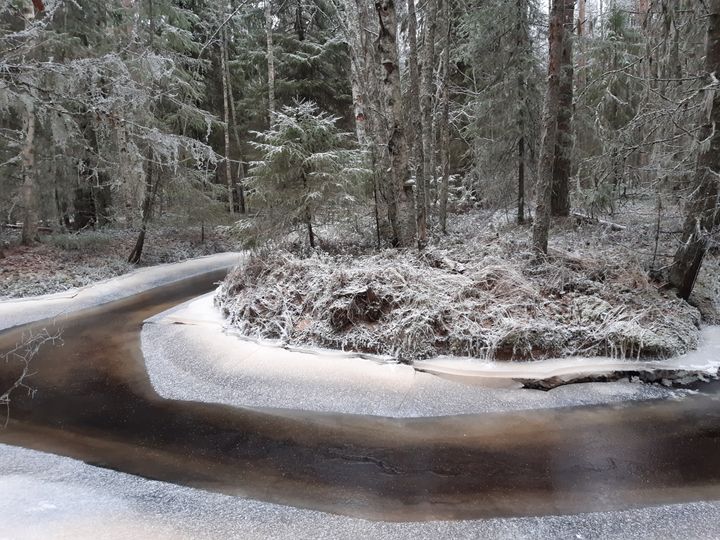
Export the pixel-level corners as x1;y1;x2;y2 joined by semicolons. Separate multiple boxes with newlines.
216;213;702;362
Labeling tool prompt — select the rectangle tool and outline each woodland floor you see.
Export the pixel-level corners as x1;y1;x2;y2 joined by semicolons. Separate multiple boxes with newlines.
0;226;235;299
217;201;720;362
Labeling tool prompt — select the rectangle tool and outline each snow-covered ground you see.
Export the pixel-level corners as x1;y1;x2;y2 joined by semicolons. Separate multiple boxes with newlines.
142;292;703;417
0;252;242;331
415;326;720;381
2;443;720;540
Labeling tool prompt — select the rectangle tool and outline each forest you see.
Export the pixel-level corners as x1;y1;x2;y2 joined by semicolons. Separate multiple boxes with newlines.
4;1;720;536
1;0;720;361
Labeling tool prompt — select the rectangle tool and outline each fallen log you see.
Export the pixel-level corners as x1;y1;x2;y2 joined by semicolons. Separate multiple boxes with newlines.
571;212;627;231
2;223;54;233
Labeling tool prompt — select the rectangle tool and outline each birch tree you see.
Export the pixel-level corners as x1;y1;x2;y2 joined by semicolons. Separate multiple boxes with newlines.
438;0;452;234
420;0;438;243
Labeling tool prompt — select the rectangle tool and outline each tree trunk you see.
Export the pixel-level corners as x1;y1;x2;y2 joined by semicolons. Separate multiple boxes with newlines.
91;180;112;227
20;99;38;245
438;0;451;234
265;0;276;125
83;115;112;227
350;66;368;145
407;0;426;247
532;0;570;253
306;212;315;248
551;0;574;217
420;0;438;243
20;1;39;246
340;0;393;242
301;172;315;248
638;0;648;25
223;19;246;214
516;0;527;224
669;0;720;299
518;135;526;225
219;26;235;215
116;123;137;226
376;0;416;247
128;154;160;264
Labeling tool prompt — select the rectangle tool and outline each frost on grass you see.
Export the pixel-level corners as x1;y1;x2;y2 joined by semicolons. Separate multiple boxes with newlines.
216;215;701;362
0;227;235;299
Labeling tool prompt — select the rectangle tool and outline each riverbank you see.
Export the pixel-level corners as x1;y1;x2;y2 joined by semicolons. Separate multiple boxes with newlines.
0;226;238;300
0;252;242;330
216;212;718;363
143;292;706;416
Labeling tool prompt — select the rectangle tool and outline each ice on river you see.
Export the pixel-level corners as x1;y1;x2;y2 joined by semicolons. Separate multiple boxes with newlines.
2;443;720;540
142;293;698;417
415;325;720;380
0;252;242;331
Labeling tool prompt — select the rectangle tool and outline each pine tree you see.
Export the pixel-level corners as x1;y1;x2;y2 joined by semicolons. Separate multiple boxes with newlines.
247;100;369;247
669;0;720;299
533;0;574;253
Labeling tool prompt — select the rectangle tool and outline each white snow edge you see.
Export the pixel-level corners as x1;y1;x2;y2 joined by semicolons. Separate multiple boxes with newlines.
150;292;720;383
0;252;244;331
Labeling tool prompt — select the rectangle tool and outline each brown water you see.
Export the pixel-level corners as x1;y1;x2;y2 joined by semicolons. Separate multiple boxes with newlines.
1;271;720;522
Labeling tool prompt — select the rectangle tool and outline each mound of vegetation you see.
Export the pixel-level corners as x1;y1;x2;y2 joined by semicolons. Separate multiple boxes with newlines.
216;218;702;362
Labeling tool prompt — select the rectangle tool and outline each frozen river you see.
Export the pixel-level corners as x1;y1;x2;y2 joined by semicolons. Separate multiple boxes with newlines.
1;256;720;537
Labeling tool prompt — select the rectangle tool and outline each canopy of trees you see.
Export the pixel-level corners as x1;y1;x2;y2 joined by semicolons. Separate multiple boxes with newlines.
1;0;719;298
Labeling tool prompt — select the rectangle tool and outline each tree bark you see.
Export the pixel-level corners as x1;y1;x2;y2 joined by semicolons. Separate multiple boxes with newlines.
518;134;526;224
301;172;315;247
265;0;276;125
20;0;39;245
637;0;648;26
83;114;112;227
20;99;38;245
407;0;426;247
341;0;376;146
532;0;570;253
219;25;235;215
551;0;574;217
128;152;160;264
116;123;137;226
223;26;246;214
438;0;451;234
375;0;416;247
669;0;720;299
420;0;438;244
516;0;528;224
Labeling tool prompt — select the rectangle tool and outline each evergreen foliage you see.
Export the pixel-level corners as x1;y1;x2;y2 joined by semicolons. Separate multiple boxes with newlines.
247;99;369;247
0;0;718;297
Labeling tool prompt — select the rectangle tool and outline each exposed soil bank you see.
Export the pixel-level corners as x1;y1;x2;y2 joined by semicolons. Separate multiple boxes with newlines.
2;269;720;521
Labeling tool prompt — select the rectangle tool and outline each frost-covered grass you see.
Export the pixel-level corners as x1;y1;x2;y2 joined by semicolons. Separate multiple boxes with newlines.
0;226;236;299
216;211;706;362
